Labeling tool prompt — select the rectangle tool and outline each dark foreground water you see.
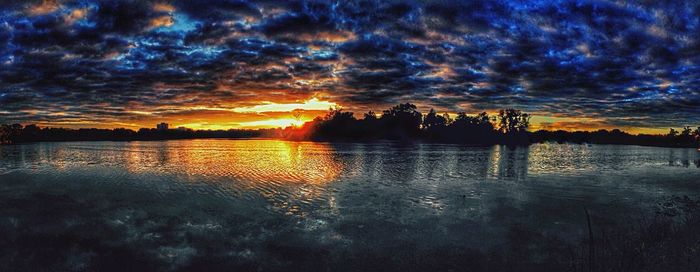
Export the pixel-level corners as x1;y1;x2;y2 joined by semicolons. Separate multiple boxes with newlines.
1;140;699;271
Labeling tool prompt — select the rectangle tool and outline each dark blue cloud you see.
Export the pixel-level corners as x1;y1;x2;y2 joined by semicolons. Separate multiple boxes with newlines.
1;0;699;129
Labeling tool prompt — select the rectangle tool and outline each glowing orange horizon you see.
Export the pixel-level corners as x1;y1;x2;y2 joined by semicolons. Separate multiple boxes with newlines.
27;98;670;135
29;98;336;130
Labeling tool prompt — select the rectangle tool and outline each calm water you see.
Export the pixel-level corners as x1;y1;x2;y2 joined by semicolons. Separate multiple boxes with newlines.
1;140;699;270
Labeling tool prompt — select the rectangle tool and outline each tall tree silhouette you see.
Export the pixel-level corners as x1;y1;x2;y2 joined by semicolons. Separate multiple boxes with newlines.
497;109;530;144
359;111;380;140
445;112;496;144
380;103;423;140
0;124;23;144
310;108;359;141
0;125;11;144
423;109;449;140
668;128;678;138
497;109;530;134
423;109;448;130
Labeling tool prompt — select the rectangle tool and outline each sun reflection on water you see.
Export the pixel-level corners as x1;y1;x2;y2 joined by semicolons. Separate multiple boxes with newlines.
487;145;529;180
122;139;342;184
120;139;343;216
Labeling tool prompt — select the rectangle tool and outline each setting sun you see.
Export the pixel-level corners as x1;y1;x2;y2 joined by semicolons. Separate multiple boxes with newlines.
231;98;338;114
236;118;307;129
167;98;337;129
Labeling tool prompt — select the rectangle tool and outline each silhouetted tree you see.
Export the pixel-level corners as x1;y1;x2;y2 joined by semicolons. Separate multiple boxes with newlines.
0;124;11;144
422;109;450;141
663;127;698;147
363;111;378;121
445;112;496;144
1;124;23;144
380;103;423;140
497;109;530;145
497;109;530;134
679;126;693;144
681;126;693;136
668;128;678;138
423;109;448;130
22;124;41;142
309;108;361;141
359;111;380;140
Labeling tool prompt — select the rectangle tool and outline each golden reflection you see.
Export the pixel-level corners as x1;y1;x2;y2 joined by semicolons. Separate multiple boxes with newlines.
121;140;344;216
124;139;342;184
487;145;529;180
487;146;501;178
535;144;589;173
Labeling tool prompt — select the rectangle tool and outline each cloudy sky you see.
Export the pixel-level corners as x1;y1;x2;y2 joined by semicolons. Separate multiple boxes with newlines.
1;0;699;133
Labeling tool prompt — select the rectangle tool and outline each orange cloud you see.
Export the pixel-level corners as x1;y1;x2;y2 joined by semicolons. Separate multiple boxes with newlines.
152;108;327;130
59;98;339;130
153;2;176;13
535;121;612;131
149;15;174;29
296;31;356;43
27;0;61;15
64;8;88;25
532;117;666;135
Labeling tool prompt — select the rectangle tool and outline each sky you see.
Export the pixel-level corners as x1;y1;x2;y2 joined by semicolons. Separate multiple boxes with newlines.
1;0;699;133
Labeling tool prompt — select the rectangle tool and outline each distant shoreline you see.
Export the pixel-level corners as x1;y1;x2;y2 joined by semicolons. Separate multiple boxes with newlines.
2;136;698;150
3;104;699;148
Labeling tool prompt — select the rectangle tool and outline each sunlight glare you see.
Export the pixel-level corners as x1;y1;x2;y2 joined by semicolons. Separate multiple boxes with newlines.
232;98;338;113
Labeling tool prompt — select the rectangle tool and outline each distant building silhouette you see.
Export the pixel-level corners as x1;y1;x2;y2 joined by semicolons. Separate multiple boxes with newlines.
156;123;169;131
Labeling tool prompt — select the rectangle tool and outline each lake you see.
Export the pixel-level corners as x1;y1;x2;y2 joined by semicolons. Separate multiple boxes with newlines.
1;139;699;271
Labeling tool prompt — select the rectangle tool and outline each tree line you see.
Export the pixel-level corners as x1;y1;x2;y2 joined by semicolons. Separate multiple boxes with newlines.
282;103;699;147
531;127;700;147
283;103;531;145
2;103;699;147
0;124;272;144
